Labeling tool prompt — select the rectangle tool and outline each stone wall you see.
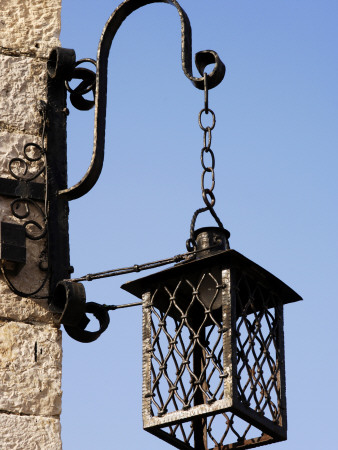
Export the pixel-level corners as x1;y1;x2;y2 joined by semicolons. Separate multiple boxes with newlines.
0;1;63;448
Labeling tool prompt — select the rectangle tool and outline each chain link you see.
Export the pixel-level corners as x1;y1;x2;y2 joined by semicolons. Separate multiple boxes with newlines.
186;74;224;252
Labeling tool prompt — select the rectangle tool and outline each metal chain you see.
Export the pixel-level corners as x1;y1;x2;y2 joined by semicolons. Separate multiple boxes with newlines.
186;73;224;252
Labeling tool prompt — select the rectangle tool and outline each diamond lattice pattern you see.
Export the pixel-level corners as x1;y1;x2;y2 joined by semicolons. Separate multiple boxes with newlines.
147;269;284;449
236;272;282;424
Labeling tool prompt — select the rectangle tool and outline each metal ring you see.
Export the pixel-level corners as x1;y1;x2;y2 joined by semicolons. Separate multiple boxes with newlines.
199;108;216;131
202;189;216;207
202;169;215;192
75;58;97;67
65;59;96;95
63;302;110;344
204;73;209;113
203;128;212;149
201;147;215;171
186;238;197;252
65;69;95;95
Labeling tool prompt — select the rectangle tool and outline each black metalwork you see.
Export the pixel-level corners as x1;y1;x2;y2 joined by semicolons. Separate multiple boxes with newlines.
52;280;110;343
47;0;225;202
0;102;49;298
187;74;227;252
46;50;73;297
64;58;96;111
48;244;221;342
0;51;72;299
37;1;302;448
62;245;220;283
0;222;26;266
122;227;302;450
43;0;226;341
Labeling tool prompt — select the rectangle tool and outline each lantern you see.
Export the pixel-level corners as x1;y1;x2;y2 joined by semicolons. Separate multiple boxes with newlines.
121;227;301;449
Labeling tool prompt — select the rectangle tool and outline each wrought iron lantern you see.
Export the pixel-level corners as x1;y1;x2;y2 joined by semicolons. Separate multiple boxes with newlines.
121;227;301;449
0;0;302;448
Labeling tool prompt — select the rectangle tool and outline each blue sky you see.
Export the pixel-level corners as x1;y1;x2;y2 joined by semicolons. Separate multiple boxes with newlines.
60;1;338;449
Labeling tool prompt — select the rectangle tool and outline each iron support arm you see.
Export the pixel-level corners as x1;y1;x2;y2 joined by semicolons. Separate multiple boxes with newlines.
48;0;225;201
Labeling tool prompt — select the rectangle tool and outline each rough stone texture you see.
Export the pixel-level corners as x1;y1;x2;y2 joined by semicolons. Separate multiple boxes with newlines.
0;322;62;416
0;280;53;324
0;413;62;450
0;55;47;134
0;0;61;58
0;282;53;324
0;0;63;447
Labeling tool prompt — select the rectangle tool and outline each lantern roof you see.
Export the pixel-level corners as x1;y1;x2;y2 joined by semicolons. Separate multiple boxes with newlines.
121;248;302;305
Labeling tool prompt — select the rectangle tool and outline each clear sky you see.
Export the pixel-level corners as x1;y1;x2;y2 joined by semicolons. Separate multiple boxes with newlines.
60;1;338;449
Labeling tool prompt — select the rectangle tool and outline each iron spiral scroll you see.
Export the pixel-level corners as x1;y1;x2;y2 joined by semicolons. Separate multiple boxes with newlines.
9;144;47;242
1;102;49;298
42;0;226;341
47;0;225;202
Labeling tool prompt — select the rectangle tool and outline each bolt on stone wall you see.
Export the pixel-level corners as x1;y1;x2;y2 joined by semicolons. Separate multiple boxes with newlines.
0;1;63;449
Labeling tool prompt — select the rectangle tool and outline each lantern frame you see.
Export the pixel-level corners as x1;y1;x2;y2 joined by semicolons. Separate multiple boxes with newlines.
122;228;301;449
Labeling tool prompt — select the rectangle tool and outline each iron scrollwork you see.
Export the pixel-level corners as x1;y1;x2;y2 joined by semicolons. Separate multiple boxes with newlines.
65;58;96;111
45;0;226;342
9;142;47;241
47;0;226;202
0;102;49;298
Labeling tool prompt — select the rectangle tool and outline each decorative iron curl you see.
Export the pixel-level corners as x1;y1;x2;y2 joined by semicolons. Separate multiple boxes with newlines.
9;142;45;182
11;198;47;240
1;102;49;299
8;138;48;241
48;0;225;201
65;58;96;111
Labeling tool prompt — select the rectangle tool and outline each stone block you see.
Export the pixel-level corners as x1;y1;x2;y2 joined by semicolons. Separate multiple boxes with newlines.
0;413;61;450
0;55;47;134
0;0;61;58
0;280;53;324
0;322;62;416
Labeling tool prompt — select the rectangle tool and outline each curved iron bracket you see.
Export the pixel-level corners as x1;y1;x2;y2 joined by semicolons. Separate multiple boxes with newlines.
51;280;110;343
48;0;225;201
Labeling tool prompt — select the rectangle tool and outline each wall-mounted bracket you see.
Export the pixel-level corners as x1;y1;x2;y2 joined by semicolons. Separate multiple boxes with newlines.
0;222;26;272
0;156;45;279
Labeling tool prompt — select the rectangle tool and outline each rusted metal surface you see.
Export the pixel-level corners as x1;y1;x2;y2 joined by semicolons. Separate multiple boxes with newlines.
48;0;225;201
122;227;301;449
